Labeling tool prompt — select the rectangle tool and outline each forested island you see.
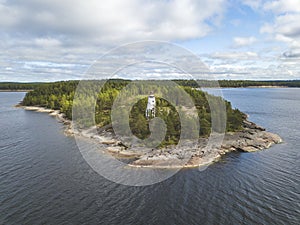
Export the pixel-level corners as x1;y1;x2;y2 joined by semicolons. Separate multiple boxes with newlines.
19;80;282;168
21;80;244;145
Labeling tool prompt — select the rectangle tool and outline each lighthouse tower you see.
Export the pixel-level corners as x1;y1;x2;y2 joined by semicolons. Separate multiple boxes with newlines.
145;94;156;119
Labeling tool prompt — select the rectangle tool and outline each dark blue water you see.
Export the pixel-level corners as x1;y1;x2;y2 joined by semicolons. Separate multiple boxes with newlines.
0;90;299;225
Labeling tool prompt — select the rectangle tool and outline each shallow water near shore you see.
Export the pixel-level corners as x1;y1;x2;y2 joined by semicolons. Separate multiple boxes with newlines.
0;89;299;224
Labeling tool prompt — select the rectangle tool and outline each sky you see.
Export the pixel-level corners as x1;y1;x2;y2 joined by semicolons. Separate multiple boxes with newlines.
0;0;300;82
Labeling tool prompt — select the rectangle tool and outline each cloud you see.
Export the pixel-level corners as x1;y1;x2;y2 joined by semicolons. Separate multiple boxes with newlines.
1;0;226;43
261;1;300;42
241;0;263;10
201;48;300;80
0;0;299;81
275;14;300;39
260;1;300;77
263;0;300;14
282;50;300;58
209;51;259;60
261;1;300;45
0;0;229;82
233;36;257;47
35;38;61;48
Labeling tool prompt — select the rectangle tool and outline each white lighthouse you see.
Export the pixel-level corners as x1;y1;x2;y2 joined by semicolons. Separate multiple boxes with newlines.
145;94;156;119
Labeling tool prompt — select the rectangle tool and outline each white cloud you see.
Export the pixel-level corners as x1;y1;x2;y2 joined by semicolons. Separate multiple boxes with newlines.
0;1;19;28
1;0;299;81
0;0;229;81
35;38;61;48
241;0;263;10
263;0;300;14
260;23;273;34
0;0;230;81
261;1;300;42
210;51;259;60
1;0;226;43
202;48;300;80
261;0;300;72
233;36;257;47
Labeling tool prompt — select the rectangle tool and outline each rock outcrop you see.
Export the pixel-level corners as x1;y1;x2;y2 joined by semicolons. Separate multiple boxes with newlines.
221;120;282;153
129;120;282;168
21;106;282;169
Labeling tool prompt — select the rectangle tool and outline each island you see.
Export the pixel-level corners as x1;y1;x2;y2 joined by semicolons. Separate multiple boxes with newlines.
19;79;282;168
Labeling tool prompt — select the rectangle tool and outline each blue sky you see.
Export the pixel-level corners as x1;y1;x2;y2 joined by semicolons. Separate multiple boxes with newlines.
0;0;300;82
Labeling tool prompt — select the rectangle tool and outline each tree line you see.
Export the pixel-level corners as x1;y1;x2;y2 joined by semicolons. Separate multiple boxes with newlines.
3;79;300;91
0;82;45;90
22;79;246;147
174;79;300;88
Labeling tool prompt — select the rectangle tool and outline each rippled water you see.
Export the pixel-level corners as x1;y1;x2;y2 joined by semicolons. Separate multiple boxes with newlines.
0;90;299;225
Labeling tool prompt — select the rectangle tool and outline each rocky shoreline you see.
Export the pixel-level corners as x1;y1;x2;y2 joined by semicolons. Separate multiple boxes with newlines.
20;106;283;169
128;120;282;168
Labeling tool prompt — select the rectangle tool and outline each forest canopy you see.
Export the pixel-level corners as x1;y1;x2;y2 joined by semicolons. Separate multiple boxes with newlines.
21;79;247;147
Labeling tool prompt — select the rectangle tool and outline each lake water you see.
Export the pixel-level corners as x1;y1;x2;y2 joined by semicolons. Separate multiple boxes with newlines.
0;89;299;225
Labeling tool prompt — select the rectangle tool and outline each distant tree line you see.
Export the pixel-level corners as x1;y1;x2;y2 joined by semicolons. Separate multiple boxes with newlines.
218;80;300;87
2;79;300;91
174;79;300;88
0;82;46;90
21;79;246;147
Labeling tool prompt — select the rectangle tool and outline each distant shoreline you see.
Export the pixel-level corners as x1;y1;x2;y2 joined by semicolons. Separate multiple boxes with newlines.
201;86;291;89
1;79;300;91
221;85;290;88
0;90;31;92
2;86;299;92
